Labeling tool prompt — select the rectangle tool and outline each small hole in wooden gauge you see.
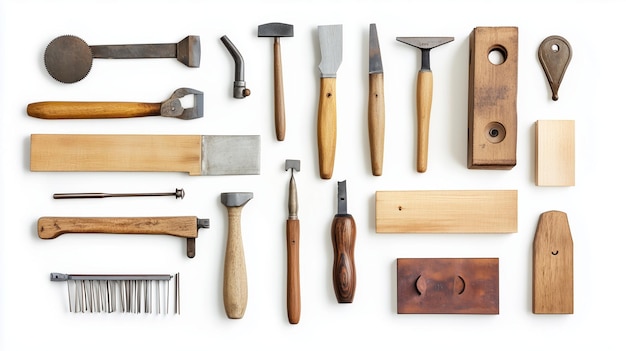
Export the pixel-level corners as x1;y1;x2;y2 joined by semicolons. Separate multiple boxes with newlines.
488;46;507;65
398;206;402;211
552;251;559;255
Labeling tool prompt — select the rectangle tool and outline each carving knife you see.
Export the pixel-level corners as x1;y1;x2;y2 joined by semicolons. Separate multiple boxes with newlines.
368;24;385;176
331;180;356;303
317;25;342;179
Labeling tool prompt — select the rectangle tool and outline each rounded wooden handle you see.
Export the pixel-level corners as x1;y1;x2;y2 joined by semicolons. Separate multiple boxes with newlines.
223;206;248;319
417;71;433;173
286;219;301;324
317;77;337;179
27;101;162;119
274;39;286;141
368;73;385;176
331;214;356;303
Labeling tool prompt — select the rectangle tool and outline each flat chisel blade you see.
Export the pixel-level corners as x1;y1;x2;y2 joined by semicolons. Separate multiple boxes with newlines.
369;24;383;74
318;25;343;78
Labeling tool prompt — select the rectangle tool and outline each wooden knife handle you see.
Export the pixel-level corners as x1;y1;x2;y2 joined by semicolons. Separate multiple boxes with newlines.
368;73;385;176
286;219;301;324
37;216;199;239
331;214;356;303
223;206;248;319
417;70;433;173
27;101;162;119
274;38;286;141
317;77;337;179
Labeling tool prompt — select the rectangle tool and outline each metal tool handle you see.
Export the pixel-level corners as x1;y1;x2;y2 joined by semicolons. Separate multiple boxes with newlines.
331;214;356;303
286;219;301;324
274;38;286;141
317;77;337;179
368;72;385;176
27;101;162;119
37;216;200;239
223;206;248;319
417;70;433;173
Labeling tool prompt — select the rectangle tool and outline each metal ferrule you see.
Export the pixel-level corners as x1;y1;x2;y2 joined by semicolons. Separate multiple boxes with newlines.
288;175;298;219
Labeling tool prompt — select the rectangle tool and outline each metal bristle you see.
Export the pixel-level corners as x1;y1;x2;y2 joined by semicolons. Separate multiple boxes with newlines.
51;273;179;314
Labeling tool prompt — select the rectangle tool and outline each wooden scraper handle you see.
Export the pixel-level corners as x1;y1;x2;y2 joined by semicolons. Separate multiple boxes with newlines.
317;77;337;179
27;101;162;119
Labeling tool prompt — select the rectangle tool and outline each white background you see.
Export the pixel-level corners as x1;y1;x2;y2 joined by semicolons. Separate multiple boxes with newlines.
1;0;623;349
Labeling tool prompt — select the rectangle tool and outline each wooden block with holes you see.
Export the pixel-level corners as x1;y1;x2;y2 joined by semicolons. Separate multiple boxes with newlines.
535;120;575;186
397;258;499;314
533;211;573;314
375;190;517;233
468;27;518;169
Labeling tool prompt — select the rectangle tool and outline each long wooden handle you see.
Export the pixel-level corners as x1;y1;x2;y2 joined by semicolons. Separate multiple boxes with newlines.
274;39;286;141
368;73;385;176
331;214;356;303
417;70;433;173
317;77;337;179
27;101;162;119
223;206;248;319
286;219;301;324
37;216;199;239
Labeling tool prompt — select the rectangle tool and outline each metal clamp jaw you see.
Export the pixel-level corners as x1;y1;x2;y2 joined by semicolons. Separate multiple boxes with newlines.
220;35;251;99
160;88;204;119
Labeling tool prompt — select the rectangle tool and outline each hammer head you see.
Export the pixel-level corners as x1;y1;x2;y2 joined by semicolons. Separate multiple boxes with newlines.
258;22;294;38
160;87;204;119
221;192;253;208
176;35;201;67
285;159;300;172
396;37;454;50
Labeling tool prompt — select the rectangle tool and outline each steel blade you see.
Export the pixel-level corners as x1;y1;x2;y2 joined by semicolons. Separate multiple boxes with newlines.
318;25;343;78
369;24;383;74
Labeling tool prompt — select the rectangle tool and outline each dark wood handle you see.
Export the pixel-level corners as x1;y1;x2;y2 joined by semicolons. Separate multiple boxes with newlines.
416;70;433;173
37;216;199;239
286;219;300;324
331;214;356;303
317;77;337;179
27;101;162;119
274;39;286;141
368;73;385;176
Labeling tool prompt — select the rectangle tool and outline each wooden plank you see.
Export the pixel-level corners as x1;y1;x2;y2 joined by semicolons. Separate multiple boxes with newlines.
535;120;575;186
376;190;517;233
533;211;574;314
468;27;518;169
397;258;499;314
30;134;203;175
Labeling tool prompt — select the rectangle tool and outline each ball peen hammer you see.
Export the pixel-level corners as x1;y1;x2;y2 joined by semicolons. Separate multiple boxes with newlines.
220;192;253;319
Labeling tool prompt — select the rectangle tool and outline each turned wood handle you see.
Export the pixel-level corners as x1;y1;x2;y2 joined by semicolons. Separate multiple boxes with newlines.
274;39;286;141
37;216;199;239
317;77;337;179
368;73;385;176
223;206;248;319
417;70;433;173
286;219;301;324
27;101;162;119
331;214;356;303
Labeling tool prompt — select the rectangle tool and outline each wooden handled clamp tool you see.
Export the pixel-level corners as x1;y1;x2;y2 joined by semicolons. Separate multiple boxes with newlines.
285;160;301;324
331;180;356;303
397;36;454;173
37;216;209;258
220;192;253;319
27;88;203;120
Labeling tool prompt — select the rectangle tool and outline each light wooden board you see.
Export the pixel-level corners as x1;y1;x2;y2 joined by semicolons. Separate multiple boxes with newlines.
535;120;575;186
376;190;517;233
533;210;574;314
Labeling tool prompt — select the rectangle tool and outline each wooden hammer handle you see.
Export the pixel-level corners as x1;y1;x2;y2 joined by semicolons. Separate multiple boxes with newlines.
37;216;199;239
317;77;337;179
286;219;301;324
274;38;286;141
27;101;162;119
223;206;248;319
417;70;433;173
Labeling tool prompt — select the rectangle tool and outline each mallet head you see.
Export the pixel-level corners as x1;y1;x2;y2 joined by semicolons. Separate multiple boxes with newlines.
258;22;294;38
220;192;253;208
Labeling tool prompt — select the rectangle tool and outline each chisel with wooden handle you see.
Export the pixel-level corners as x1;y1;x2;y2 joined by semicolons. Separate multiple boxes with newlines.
317;25;342;179
37;216;210;258
368;24;385;176
285;160;301;324
331;180;356;303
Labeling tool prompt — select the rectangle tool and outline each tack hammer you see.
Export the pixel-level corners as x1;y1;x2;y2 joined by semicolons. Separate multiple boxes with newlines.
258;22;294;141
397;36;454;173
220;192;253;319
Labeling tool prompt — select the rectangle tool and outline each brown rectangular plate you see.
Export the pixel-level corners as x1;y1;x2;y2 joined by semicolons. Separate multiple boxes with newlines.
397;258;499;314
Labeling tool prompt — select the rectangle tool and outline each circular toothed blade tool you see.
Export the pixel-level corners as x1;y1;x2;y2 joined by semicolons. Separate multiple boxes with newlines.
44;35;93;83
